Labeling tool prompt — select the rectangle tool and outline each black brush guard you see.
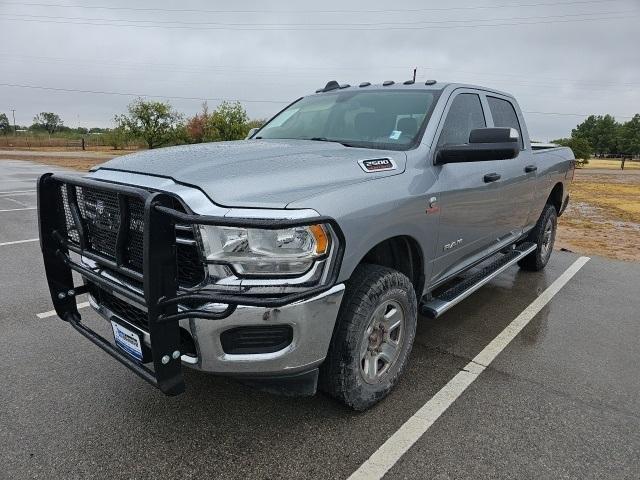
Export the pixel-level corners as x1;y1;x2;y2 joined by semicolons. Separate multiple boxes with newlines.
38;173;343;396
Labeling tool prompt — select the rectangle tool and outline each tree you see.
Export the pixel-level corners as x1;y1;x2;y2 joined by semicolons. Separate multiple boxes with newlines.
0;113;10;135
103;127;129;150
115;98;183;149
32;112;63;134
185;102;213;143
185;101;252;143
207;101;249;141
171;123;190;146
571;115;598;143
552;137;591;167
619;114;640;156
572;114;620;156
593;114;620;155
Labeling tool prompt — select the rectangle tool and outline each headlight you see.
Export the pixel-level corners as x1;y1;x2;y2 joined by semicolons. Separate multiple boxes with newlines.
199;223;330;276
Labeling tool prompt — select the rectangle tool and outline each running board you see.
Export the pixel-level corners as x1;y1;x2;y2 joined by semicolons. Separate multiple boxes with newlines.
420;242;536;319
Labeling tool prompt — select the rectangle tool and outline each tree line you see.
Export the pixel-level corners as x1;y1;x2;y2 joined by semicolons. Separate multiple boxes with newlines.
552;114;640;164
0;99;265;150
111;99;265;149
0;111;109;136
2;103;639;159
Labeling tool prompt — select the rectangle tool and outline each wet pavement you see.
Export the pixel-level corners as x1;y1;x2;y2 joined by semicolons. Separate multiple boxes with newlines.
1;160;639;479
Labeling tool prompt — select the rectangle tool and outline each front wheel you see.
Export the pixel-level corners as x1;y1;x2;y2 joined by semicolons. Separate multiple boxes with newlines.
320;264;417;411
518;203;558;271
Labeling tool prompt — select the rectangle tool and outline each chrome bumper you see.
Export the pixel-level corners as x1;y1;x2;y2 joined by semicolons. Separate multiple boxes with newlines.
91;284;345;376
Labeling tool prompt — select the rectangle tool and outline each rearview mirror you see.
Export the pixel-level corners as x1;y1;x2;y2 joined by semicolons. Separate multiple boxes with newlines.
435;127;520;164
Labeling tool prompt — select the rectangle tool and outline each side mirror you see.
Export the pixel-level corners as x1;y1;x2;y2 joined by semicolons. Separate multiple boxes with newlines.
435;127;520;164
245;127;259;140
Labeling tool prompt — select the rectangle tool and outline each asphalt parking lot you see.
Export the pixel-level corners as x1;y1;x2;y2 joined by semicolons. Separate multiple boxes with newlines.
2;159;639;479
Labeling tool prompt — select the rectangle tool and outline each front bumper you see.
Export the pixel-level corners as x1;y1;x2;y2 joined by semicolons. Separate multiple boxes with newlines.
90;284;345;376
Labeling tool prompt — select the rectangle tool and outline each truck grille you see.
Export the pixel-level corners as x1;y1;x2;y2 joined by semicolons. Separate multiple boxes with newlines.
59;185;206;288
94;286;148;330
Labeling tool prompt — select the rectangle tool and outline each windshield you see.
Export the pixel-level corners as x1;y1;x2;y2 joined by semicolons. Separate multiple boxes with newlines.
256;89;440;151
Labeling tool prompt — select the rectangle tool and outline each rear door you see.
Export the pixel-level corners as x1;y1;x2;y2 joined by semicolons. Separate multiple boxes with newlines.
485;95;536;238
430;90;503;284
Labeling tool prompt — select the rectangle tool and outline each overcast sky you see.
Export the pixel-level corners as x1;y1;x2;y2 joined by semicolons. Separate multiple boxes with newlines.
1;0;639;141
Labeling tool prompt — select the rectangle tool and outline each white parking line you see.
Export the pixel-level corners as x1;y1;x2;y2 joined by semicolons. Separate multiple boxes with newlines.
3;197;29;208
0;207;36;212
36;302;90;319
0;193;35;199
0;190;36;195
348;256;591;480
0;238;39;247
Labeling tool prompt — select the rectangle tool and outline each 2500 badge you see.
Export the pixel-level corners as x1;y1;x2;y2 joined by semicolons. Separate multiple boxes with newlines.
358;158;397;173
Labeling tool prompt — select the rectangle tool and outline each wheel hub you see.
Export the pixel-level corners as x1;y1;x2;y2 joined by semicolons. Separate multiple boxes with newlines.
360;300;405;384
368;327;384;350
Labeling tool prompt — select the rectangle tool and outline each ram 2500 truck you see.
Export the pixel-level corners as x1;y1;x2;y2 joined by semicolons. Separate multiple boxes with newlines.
38;80;574;410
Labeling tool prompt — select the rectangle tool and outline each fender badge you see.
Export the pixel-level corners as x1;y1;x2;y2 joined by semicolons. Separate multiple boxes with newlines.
443;238;463;251
358;158;397;173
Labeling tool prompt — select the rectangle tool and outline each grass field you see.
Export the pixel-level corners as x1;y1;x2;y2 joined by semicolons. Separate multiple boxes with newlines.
0;145;138;153
582;158;640;170
0;150;125;171
0;155;109;171
557;169;640;261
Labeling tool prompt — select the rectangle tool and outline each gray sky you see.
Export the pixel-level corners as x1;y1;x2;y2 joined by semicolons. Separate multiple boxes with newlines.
1;0;639;141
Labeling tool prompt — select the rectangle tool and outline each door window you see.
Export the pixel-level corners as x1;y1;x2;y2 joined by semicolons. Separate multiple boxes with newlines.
487;96;524;148
437;93;486;146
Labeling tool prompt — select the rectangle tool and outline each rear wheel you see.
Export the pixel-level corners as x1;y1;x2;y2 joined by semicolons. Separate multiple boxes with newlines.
320;264;417;411
518;203;557;271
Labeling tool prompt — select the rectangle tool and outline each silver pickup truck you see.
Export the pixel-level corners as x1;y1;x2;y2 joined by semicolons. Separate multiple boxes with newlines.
38;80;574;410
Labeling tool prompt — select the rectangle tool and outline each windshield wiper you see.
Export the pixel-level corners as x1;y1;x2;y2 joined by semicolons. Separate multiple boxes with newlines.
308;137;356;147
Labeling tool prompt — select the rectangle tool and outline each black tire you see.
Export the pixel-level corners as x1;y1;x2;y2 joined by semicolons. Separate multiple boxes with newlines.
319;264;417;411
518;203;558;271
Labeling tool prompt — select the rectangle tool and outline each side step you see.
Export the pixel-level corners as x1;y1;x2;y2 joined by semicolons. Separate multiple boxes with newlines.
420;242;536;319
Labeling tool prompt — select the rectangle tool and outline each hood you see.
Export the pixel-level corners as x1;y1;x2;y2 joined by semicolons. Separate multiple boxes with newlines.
94;139;406;208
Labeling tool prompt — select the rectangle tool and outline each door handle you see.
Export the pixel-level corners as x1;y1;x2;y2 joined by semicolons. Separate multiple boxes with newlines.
525;165;538;173
483;172;501;183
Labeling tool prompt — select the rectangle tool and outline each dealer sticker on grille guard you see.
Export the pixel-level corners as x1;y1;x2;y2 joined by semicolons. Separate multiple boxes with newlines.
111;321;143;362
